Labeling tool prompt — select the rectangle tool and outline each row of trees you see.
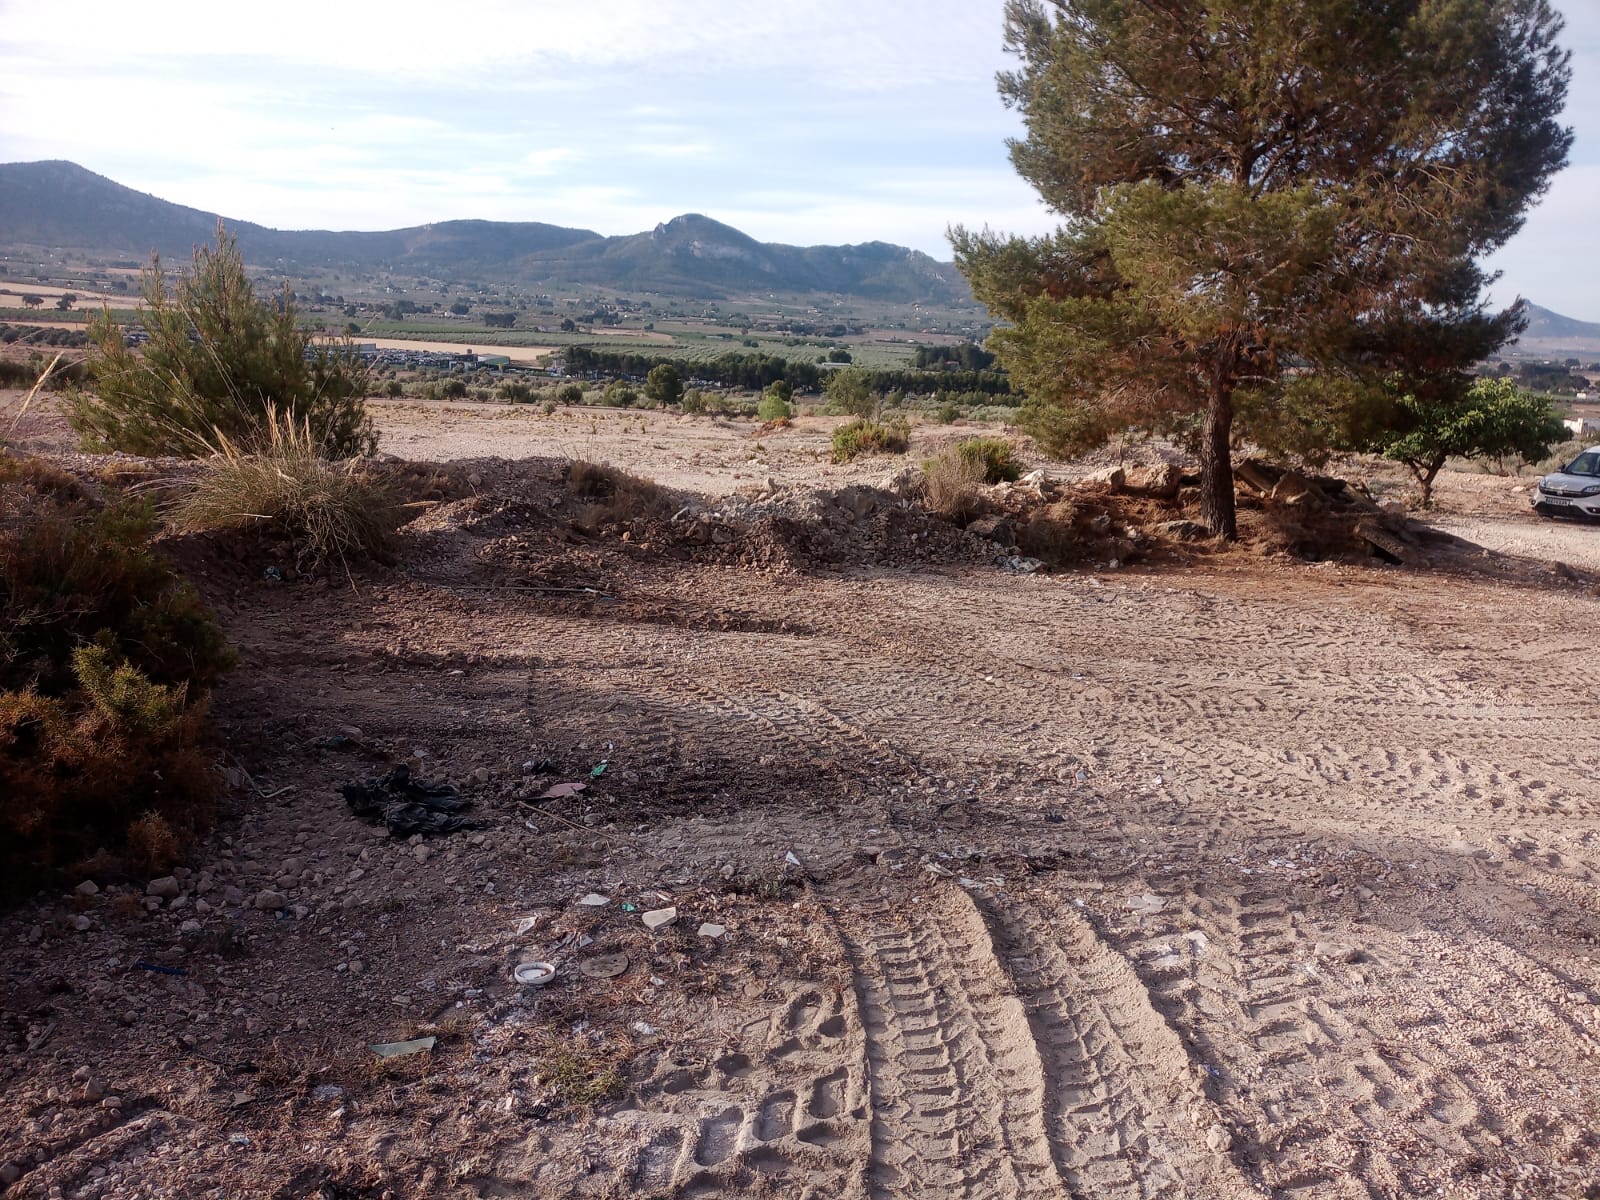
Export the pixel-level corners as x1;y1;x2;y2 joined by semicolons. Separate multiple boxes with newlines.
956;0;1574;537
561;345;1014;400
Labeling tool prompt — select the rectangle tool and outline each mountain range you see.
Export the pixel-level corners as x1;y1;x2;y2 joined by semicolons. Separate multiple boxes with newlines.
0;160;972;305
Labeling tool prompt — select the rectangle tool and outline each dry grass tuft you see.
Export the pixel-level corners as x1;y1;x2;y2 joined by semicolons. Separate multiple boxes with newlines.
922;450;990;520
170;410;396;571
566;460;677;532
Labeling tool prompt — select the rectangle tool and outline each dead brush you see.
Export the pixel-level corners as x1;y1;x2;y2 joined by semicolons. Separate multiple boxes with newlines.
168;409;396;572
1017;500;1084;564
565;460;677;533
921;449;990;521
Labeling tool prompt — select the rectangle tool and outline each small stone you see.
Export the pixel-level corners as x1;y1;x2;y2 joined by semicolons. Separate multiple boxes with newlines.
82;1078;106;1101
180;919;202;934
576;893;611;908
194;899;213;916
253;890;287;912
413;846;431;864
643;907;678;931
67;914;92;932
100;1096;122;1111
222;886;245;907
1314;942;1363;964
0;1162;20;1186
73;1066;92;1082
1206;1124;1233;1153
697;923;727;940
75;881;100;898
146;877;180;900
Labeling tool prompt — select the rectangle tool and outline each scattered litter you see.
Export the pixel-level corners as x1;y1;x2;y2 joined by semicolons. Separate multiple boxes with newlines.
698;923;727;940
590;761;610;779
368;1037;436;1059
515;915;543;936
1185;930;1211;955
1002;555;1045;575
622;902;639;913
576;894;611;908
311;1084;344;1103
643;907;679;931
632;1021;659;1037
512;961;557;986
579;954;630;980
539;782;587;800
1045;811;1066;824
261;566;282;583
522;759;557;776
342;764;480;837
958;877;982;889
784;851;803;869
227;1134;251;1147
1127;893;1166;915
134;961;188;977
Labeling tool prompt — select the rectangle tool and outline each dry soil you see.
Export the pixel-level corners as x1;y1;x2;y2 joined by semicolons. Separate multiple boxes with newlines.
1;398;1598;1200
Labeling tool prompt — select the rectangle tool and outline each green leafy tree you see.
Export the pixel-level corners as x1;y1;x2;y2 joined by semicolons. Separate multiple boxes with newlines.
483;311;517;328
21;295;42;310
826;367;876;419
55;293;77;311
953;0;1572;538
1377;377;1566;507
645;362;683;408
72;224;375;458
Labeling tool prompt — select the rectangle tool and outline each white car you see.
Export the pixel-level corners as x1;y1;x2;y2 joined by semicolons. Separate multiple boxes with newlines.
1532;446;1600;519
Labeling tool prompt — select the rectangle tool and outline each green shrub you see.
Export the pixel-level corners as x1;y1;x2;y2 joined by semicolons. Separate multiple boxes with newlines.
71;224;376;459
498;381;536;404
169;413;397;572
955;437;1023;483
757;390;793;422
831;418;909;463
681;388;708;415
1;452;234;891
441;379;469;399
557;382;584;405
934;401;961;424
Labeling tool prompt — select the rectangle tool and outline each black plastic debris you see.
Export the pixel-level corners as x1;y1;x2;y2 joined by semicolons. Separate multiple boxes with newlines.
341;764;481;836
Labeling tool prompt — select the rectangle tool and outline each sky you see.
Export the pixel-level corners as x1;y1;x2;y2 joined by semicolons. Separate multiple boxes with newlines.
0;0;1595;317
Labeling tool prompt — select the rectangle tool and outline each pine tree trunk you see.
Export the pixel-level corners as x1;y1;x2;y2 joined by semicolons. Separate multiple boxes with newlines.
1199;382;1237;540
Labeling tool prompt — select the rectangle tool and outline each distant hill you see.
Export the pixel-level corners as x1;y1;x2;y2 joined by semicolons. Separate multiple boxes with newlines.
1519;304;1600;352
0;160;973;305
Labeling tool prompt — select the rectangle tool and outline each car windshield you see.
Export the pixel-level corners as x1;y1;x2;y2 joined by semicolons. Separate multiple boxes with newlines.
1563;452;1600;477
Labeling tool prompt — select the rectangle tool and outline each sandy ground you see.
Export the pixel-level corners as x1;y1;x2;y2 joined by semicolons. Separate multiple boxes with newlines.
2;397;1599;1200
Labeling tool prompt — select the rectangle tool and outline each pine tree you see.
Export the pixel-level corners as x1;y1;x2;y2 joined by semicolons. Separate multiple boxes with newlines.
954;0;1571;538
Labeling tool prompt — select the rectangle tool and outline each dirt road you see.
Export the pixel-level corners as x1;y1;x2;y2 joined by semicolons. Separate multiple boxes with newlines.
2;408;1598;1199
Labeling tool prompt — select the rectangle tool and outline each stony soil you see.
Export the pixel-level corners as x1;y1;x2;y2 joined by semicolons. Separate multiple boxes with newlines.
3;396;1600;1200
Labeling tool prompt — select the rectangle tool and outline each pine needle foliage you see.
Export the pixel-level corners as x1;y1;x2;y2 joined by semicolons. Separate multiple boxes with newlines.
71;223;376;458
954;0;1573;538
0;451;234;892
